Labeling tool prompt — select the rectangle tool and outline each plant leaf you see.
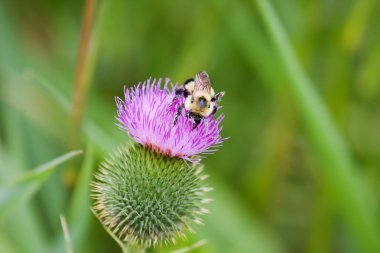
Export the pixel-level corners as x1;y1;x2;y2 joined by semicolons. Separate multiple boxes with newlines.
0;150;82;217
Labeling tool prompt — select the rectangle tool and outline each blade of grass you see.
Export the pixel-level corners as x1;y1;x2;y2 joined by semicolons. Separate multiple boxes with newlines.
54;144;95;253
171;240;207;253
60;214;74;253
0;150;82;216
254;0;380;252
211;0;286;88
67;143;95;247
68;143;94;223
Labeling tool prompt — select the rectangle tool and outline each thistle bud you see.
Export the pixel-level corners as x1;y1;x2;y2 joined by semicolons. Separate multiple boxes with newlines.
92;144;209;248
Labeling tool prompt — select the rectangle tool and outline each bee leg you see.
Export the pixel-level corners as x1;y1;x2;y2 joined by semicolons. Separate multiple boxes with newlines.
211;91;225;103
175;87;185;96
171;88;184;104
173;104;184;125
171;87;191;106
192;117;202;130
210;105;219;117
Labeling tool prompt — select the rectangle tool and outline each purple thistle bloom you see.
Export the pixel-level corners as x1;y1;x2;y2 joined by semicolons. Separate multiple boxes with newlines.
116;77;224;163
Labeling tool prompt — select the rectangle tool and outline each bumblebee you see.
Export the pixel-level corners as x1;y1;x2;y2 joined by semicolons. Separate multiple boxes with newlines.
172;71;225;129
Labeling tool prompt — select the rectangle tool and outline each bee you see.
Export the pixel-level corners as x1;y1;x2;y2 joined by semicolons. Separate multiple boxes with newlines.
172;71;225;129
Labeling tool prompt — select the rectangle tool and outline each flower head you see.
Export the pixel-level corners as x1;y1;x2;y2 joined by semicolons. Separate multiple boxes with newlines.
116;78;224;163
92;143;211;248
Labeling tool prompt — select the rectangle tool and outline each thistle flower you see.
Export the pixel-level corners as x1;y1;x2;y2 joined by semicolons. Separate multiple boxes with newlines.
92;76;224;249
92;144;211;248
115;78;224;163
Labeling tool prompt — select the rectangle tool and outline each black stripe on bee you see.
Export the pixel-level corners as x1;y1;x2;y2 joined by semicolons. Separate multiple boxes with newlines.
183;78;194;85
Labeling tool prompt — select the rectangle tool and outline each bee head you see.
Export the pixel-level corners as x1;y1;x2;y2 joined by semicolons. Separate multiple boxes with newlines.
198;96;207;109
192;89;211;107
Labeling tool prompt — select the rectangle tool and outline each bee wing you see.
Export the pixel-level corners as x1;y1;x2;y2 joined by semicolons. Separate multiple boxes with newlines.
194;71;211;93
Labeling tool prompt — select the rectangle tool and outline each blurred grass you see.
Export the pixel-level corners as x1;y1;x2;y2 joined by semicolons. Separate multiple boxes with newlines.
255;0;380;252
1;0;380;252
0;150;82;217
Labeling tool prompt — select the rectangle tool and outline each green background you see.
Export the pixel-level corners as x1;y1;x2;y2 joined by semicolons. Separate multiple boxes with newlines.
1;0;380;252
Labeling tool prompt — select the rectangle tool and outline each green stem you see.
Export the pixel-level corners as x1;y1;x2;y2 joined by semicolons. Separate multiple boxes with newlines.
90;208;129;253
254;0;380;252
121;246;129;253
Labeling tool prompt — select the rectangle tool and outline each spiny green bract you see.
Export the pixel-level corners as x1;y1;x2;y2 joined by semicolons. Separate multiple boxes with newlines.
92;143;210;248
